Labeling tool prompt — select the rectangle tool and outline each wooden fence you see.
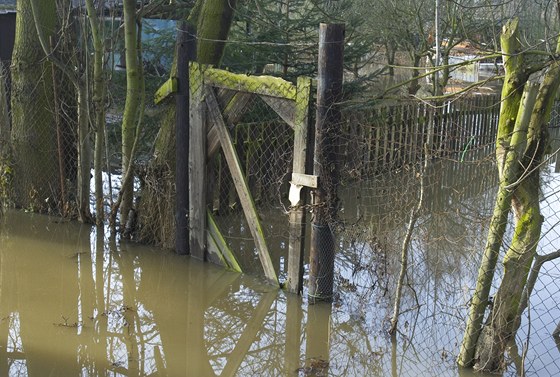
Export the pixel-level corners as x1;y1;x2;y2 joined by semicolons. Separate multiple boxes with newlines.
339;94;501;180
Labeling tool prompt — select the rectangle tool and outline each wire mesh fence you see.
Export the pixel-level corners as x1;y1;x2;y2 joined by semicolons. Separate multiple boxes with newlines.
0;50;166;219
168;78;560;375
3;29;560;374
207;86;298;275
328;94;560;376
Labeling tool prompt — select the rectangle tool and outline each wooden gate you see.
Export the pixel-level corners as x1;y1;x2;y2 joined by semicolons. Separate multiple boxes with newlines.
188;63;313;292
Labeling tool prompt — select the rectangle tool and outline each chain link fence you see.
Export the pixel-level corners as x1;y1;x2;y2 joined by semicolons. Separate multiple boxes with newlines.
207;86;298;276
2;19;560;376
156;82;560;375
0;54;166;217
0;61;11;210
327;93;560;376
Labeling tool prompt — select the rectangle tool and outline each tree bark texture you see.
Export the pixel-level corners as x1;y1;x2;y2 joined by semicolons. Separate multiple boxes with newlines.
29;0;92;222
0;67;9;158
10;0;58;212
85;0;107;225
136;0;236;248
474;58;560;372
458;18;560;373
120;0;143;230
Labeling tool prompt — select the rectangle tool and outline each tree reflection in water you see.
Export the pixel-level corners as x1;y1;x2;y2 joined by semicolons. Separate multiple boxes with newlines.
0;157;559;376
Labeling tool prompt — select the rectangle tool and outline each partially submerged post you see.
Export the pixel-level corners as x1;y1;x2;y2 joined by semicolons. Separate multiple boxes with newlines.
175;22;196;255
286;77;313;294
308;23;344;302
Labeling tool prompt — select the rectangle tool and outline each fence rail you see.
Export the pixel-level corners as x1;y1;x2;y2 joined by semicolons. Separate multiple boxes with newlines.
339;94;501;180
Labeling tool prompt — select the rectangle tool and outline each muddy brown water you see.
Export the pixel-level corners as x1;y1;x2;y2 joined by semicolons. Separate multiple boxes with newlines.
0;209;490;377
1;161;559;376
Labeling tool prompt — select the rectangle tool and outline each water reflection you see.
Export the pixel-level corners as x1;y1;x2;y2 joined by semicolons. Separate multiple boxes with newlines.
1;158;559;376
0;207;491;377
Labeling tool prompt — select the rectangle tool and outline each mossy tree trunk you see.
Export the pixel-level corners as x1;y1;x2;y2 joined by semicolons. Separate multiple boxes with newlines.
0;65;9;209
136;0;236;248
474;60;560;373
27;0;92;222
10;0;58;212
0;67;9;158
458;18;560;373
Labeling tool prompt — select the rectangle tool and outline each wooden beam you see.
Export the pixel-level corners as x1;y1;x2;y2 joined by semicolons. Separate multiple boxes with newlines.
260;95;296;129
207;210;242;272
154;77;177;104
207;92;252;159
205;88;279;286
286;76;313;294
175;22;196;255
188;63;207;260
203;66;297;100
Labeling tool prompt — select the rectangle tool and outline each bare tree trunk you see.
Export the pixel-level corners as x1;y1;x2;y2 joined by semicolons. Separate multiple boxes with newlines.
27;0;93;222
408;54;422;95
85;0;107;226
0;66;9;158
389;106;433;334
0;65;9;211
119;0;143;231
75;84;92;223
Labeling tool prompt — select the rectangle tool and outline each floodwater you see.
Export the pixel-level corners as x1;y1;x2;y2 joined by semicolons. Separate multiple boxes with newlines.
1;158;560;376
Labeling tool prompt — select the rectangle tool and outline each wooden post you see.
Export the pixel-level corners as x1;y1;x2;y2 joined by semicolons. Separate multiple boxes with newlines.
308;23;344;302
189;63;207;260
286;76;312;294
176;22;196;255
205;88;279;285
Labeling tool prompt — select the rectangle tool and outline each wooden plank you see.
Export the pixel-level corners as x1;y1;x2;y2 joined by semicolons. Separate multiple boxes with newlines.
291;172;318;188
287;76;312;294
216;87;236;109
188;63;207;260
206;225;229;268
205;88;279;286
206;210;242;272
260;95;296;129
203;66;297;100
154;77;177;104
206;92;252;159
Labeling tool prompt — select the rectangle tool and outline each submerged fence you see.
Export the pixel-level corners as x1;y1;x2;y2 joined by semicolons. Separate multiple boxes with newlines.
331;95;560;376
203;90;560;375
3;48;560;375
